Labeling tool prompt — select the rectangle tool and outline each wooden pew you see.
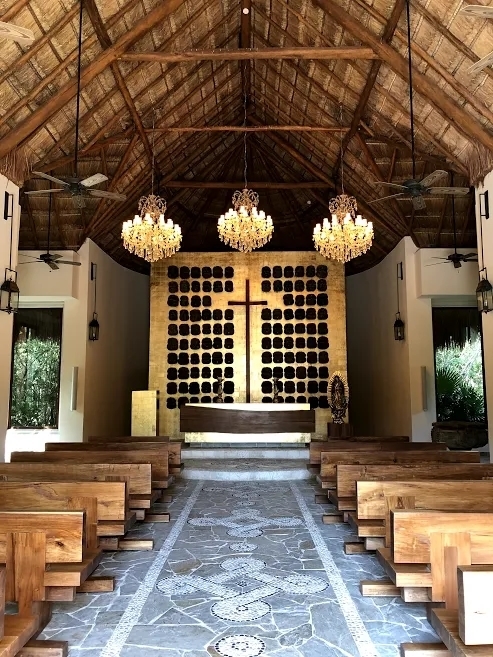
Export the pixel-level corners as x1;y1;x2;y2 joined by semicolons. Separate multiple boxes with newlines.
0;510;84;657
0;462;152;496
310;438;438;467
10;449;169;489
403;566;493;655
376;510;493;607
0;480;133;549
86;436;183;474
46;440;183;477
322;450;480;507
355;480;493;555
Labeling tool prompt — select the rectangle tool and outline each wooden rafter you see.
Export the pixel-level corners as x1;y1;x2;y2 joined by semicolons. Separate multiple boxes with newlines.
158;181;330;188
313;0;493;153
0;0;188;160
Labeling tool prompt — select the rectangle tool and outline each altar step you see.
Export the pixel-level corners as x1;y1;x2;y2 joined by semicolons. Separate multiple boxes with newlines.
184;446;309;460
182;458;311;481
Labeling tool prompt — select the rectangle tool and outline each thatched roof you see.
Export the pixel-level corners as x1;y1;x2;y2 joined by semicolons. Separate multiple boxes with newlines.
1;0;491;273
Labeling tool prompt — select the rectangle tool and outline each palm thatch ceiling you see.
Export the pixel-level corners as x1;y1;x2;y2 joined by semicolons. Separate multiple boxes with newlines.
1;0;492;274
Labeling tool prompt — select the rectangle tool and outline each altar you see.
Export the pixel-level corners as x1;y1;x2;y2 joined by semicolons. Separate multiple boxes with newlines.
180;403;315;443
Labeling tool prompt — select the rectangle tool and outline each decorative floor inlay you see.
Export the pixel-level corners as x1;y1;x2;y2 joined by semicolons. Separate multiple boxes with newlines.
188;508;303;538
38;478;440;657
215;634;266;657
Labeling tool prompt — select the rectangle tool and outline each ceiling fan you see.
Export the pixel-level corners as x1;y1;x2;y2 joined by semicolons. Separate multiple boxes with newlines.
25;0;125;208
19;195;82;271
0;21;35;46
426;183;478;269
371;0;469;211
460;5;493;74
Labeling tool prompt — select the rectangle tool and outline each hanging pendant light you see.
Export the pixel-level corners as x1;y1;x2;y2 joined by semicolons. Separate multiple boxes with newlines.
218;94;273;252
122;114;182;262
394;262;405;340
476;194;493;313
313;106;373;263
88;263;100;341
0;191;19;315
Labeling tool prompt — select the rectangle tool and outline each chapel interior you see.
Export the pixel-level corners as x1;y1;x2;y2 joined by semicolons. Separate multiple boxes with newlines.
0;0;493;655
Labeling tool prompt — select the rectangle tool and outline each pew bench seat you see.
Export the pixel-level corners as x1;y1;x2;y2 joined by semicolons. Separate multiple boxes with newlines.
315;475;335;489
328;490;356;511
376;548;432;589
0;615;40;657
431;609;490;656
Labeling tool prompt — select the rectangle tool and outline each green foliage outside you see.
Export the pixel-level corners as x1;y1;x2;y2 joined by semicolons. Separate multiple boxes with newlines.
435;336;485;422
10;337;61;428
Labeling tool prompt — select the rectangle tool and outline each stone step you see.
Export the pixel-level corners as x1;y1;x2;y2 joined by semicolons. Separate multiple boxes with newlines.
184;447;309;460
182;459;311;481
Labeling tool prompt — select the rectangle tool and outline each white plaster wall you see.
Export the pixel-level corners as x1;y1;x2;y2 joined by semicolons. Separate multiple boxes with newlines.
13;239;149;444
82;240;149;440
347;236;478;442
476;171;493;457
346;239;412;437
0;175;20;461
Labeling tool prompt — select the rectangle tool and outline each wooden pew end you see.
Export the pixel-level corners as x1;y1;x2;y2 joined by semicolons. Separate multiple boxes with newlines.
118;538;154;551
78;576;115;593
143;513;170;523
315;493;328;504
360;579;400;597
17;639;69;656
344;541;367;555
322;513;343;524
400;644;449;657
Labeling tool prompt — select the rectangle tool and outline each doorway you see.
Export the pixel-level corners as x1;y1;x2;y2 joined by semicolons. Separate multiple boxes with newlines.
432;307;485;423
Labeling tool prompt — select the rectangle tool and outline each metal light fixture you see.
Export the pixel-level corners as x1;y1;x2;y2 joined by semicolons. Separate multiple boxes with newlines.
217;94;273;252
88;262;100;341
0;192;19;315
313;106;373;262
477;193;493;313
394;261;405;340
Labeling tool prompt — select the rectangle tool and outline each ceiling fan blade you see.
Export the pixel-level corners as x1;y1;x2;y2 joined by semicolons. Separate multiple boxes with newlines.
19;260;43;265
18;253;42;260
425;262;449;267
89;189;126;201
54;260;82;266
431;257;450;261
24;189;65;195
462;5;493;18
48;261;59;271
370;192;406;203
420;170;447;188
31;171;69;186
80;173;108;188
374;181;408;189
0;21;35;45
49;254;63;261
428;187;470;195
463;253;479;260
412;195;426;210
468;50;493;75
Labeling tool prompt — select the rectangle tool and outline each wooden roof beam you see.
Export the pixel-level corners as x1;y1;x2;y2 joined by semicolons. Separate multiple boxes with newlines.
0;0;188;160
313;0;493;153
146;125;349;132
338;0;406;163
1;0;30;23
240;0;252;97
119;46;380;63
158;181;330;188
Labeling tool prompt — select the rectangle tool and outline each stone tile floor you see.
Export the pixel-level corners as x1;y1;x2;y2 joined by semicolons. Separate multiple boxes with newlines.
39;479;439;657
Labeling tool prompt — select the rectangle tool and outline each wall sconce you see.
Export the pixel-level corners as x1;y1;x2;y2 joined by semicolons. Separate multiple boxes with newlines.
88;262;100;341
477;197;492;313
394;261;405;340
0;193;19;314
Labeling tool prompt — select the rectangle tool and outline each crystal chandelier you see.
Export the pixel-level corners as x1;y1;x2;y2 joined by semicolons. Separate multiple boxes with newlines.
122;194;182;262
122;113;182;262
313;106;373;263
218;96;273;252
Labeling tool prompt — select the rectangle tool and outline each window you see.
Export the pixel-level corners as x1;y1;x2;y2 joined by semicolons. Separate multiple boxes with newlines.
10;308;63;429
433;307;485;423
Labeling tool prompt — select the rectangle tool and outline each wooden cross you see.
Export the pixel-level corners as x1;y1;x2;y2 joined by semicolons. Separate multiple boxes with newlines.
228;279;267;402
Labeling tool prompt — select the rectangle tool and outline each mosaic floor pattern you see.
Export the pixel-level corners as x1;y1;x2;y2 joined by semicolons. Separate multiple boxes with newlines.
39;479;439;656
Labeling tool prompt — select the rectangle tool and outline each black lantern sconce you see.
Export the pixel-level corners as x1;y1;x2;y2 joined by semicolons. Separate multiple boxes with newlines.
477;192;493;313
88;262;100;341
394;261;405;341
0;192;19;315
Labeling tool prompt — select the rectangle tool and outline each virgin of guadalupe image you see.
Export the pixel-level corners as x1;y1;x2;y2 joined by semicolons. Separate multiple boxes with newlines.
328;372;349;424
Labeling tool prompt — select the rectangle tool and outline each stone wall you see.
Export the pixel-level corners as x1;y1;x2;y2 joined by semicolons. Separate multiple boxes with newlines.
149;252;346;438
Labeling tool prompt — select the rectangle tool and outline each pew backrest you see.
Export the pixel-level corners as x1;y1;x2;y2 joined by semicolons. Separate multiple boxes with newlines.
88;435;170;443
45;441;182;466
321;450;480;478
0;463;151;495
310;440;444;464
337;463;493;498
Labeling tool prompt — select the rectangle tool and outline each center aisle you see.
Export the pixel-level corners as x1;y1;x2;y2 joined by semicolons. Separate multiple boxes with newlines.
40;480;438;657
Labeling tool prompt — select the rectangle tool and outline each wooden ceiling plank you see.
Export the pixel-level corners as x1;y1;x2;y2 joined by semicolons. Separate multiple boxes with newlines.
0;0;189;160
313;0;493;153
388;147;398;182
461;193;476;246
433;173;451;245
119;46;380;63
159;181;330;188
240;0;252;97
22;196;40;249
147;125;349;132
